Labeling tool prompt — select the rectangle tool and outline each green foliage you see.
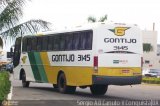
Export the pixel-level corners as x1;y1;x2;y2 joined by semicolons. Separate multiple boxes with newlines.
87;16;96;23
87;14;108;23
98;15;107;22
0;0;50;41
0;71;11;102
142;77;160;84
143;43;153;52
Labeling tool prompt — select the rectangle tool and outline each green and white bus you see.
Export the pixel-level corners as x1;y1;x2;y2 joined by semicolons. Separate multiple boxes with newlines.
12;23;143;95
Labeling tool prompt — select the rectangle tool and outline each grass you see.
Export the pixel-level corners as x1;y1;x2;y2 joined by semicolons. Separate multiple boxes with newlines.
0;71;11;104
142;76;160;84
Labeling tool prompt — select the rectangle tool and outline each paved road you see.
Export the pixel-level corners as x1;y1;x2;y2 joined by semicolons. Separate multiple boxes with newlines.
10;75;160;106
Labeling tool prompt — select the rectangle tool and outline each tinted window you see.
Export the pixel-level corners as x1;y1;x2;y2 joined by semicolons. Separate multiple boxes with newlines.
37;37;42;51
72;30;93;50
65;33;73;50
31;37;37;51
48;36;54;50
79;32;86;50
79;31;93;50
59;35;65;51
42;36;48;51
13;37;22;67
21;30;92;52
27;38;32;51
85;31;93;50
72;33;81;50
22;37;27;52
53;35;60;50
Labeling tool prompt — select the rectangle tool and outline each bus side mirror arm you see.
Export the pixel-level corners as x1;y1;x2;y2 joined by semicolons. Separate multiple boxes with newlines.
10;48;13;53
10;47;14;57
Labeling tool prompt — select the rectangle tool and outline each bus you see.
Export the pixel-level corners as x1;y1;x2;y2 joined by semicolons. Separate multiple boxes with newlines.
12;23;143;95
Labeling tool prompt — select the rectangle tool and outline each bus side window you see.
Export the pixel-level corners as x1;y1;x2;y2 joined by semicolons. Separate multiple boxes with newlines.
59;34;65;51
27;38;32;51
53;35;60;51
22;37;27;52
42;36;48;51
65;33;73;50
72;33;80;50
37;37;42;51
48;36;54;51
31;37;37;51
85;31;93;50
80;32;87;50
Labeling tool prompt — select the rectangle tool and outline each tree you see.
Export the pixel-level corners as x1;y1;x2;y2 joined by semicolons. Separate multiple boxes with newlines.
87;14;107;23
0;0;50;42
98;15;107;22
143;43;153;52
87;16;96;23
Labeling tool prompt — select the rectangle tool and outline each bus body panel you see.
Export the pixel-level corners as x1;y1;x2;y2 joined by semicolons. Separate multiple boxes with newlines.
48;51;93;67
98;54;141;67
91;24;142;85
18;51;94;86
95;25;142;55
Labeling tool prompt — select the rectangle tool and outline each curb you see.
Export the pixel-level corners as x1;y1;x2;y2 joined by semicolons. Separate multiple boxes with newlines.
7;86;13;100
141;83;160;86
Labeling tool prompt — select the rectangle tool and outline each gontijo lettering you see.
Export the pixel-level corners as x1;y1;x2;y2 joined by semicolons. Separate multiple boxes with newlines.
104;38;137;43
52;54;75;62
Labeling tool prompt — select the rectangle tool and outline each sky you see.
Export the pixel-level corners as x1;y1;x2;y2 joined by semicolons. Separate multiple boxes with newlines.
22;0;160;30
3;0;160;51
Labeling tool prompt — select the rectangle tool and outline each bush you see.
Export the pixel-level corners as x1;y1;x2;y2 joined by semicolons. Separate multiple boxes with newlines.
0;71;11;105
142;77;160;84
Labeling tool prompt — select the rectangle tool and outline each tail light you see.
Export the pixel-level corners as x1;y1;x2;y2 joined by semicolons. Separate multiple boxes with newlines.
94;56;98;72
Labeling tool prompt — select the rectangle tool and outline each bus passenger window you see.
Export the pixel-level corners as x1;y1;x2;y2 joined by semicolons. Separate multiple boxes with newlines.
22;37;27;52
72;33;80;50
37;37;42;51
80;32;87;50
59;35;65;51
53;35;60;51
42;36;48;51
27;38;32;51
65;34;73;50
48;36;54;50
85;31;93;50
31;37;37;51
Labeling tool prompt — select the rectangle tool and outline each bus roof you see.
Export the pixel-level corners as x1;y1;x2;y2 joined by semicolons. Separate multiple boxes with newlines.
38;22;138;35
22;22;139;37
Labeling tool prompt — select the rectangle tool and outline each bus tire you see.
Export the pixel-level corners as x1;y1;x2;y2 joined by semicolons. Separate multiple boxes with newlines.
58;73;76;94
90;85;108;95
22;71;30;87
53;84;58;89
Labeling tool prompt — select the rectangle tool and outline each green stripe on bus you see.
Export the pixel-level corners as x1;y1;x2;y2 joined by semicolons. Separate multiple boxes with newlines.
34;52;48;82
28;52;41;81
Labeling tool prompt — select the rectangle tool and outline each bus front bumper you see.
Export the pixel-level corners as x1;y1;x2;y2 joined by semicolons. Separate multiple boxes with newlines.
92;75;142;85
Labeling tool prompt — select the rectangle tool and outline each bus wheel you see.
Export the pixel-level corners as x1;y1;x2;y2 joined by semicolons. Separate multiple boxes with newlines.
90;85;108;95
22;71;30;87
53;84;58;89
58;73;76;94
